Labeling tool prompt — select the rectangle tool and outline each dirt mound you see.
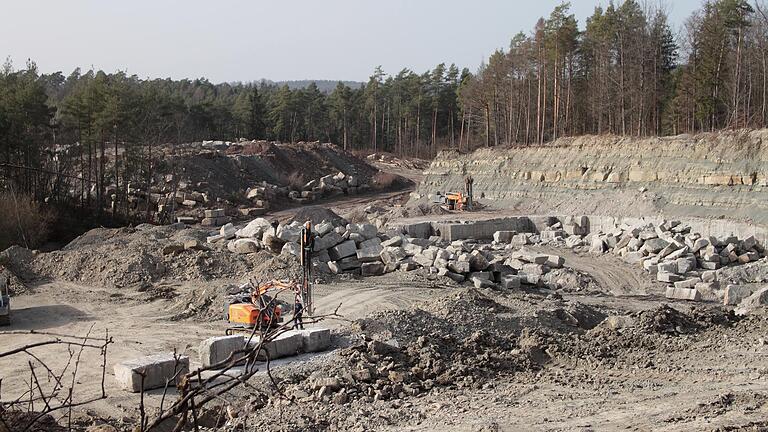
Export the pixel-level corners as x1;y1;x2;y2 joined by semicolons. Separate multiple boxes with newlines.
160;142;380;200
27;224;261;290
289;207;347;227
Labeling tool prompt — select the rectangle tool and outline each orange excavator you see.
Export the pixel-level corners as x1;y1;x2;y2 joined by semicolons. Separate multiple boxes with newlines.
225;221;316;335
225;280;290;335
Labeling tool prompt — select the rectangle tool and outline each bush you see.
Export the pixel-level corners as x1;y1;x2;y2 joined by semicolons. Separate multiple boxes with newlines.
372;171;399;190
285;171;305;191
0;191;53;251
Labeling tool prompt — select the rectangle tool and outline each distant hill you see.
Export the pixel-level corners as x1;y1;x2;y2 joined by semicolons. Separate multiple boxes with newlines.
266;80;365;93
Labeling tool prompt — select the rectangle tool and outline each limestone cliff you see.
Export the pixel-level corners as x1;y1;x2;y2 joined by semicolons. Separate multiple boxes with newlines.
418;129;768;223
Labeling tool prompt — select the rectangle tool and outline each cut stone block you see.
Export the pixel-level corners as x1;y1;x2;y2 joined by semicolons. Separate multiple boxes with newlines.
199;335;244;368
114;354;190;393
251;331;304;360
674;278;700;289
329;240;357;261
657;272;682;283
665;287;702;301
291;328;331;352
361;261;385;276
724;285;756;305
501;275;521;289
493;231;515;243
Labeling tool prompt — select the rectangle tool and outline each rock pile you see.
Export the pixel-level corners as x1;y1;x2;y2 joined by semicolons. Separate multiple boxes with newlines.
580;220;765;304
209;216;571;291
291;171;372;204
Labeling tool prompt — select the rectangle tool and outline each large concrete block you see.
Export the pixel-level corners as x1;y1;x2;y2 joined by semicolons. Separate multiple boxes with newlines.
405;222;433;239
114;354;190;393
292;328;331;352
251;331;304;360
665;287;702;301
199;335;244;368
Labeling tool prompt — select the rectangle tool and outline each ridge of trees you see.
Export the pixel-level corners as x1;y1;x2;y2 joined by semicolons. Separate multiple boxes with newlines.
2;0;768;209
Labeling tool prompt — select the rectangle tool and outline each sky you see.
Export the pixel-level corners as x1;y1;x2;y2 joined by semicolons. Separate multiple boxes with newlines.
1;0;703;84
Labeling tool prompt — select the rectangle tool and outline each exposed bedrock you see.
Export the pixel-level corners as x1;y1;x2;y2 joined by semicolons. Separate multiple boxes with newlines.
418;130;768;223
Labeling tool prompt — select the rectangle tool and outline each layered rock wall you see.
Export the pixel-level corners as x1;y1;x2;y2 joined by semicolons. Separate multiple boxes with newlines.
418;130;768;223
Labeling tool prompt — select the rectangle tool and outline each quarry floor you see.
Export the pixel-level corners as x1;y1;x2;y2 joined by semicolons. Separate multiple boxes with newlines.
2;249;767;431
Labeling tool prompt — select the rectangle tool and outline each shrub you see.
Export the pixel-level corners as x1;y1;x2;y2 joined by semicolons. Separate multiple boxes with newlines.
372;171;399;190
0;191;53;251
285;171;305;191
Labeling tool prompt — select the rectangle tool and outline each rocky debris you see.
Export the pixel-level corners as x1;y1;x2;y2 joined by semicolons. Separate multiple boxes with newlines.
486;219;766;306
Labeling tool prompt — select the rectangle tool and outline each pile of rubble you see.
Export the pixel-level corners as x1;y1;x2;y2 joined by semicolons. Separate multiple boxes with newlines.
290;171;372;204
581;221;764;304
208;217;575;291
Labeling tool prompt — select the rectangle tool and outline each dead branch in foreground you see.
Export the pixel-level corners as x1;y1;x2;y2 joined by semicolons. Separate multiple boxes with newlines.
0;326;113;432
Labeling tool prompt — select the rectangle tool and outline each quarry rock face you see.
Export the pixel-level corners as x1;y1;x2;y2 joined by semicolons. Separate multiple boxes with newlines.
419;131;768;223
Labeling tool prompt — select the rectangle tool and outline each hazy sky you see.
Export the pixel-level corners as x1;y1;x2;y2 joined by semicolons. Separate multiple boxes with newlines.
1;0;702;83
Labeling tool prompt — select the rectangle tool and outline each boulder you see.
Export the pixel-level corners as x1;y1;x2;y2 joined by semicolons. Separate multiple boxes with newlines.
220;223;237;239
724;285;756;305
736;286;768;314
281;242;300;257
277;225;301;243
236;218;272;238
228;238;261;254
469;250;490;271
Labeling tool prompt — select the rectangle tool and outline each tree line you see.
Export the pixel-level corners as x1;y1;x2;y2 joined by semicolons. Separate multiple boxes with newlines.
465;0;768;146
3;0;768;206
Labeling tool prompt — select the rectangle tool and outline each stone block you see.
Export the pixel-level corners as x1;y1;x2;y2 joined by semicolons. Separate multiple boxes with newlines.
665;287;702;301
545;255;565;268
199;335;244;368
448;260;470;274
251;331;304;360
501;275;521;289
403;242;424;256
114;354;190;393
624;251;646;264
700;261;721;270
724;285;756;305
657;272;682;283
521;263;549;276
314;232;343;252
438;268;465;283
469;250;490;271
381;236;403;248
338;256;361;271
674;278;700;289
329;240;357;261
676;256;698;274
228;238;260;254
357;245;384;263
642;237;669;254
293;328;331;352
493;231;515;243
361;262;385;276
204;208;225;218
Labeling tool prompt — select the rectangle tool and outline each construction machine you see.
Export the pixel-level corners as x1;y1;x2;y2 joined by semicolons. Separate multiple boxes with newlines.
225;280;287;335
432;176;474;211
224;221;315;335
0;275;10;326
